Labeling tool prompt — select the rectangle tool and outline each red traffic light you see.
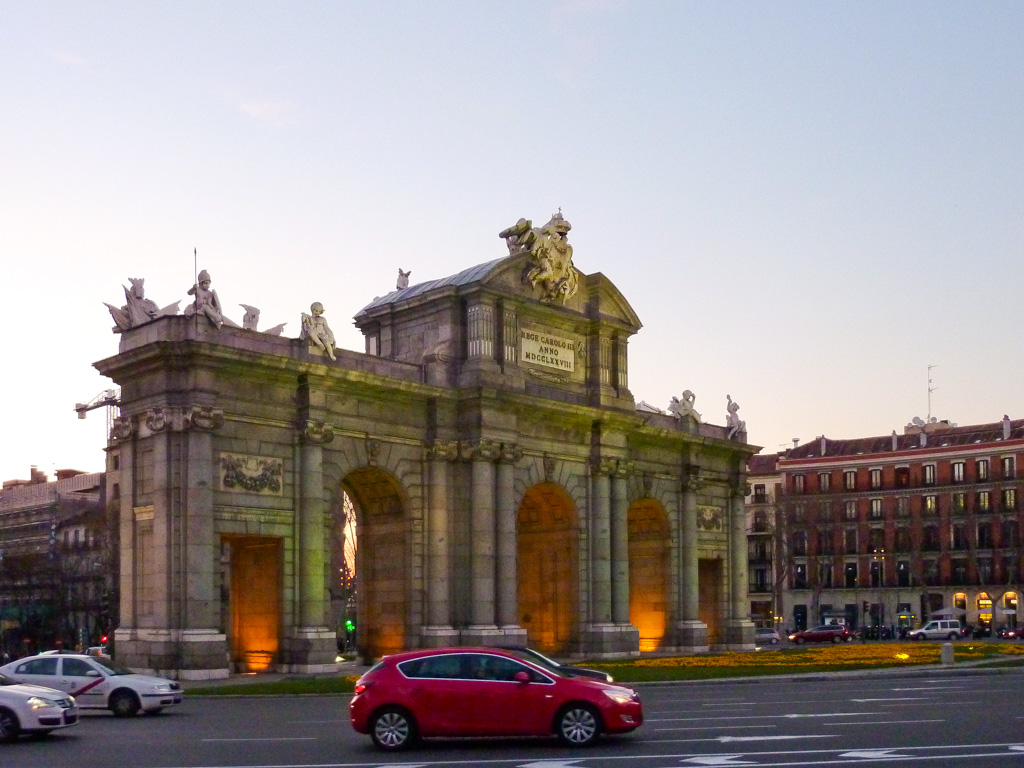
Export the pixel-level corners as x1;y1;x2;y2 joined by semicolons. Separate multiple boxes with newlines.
100;635;108;644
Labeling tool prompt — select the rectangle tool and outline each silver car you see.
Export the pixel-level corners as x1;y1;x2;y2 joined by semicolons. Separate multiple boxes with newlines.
0;672;79;741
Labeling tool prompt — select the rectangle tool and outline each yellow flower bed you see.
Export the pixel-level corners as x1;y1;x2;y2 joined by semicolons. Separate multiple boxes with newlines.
592;641;1024;671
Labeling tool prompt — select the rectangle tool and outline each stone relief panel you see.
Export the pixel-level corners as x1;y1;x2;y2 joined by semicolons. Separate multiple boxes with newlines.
697;504;724;532
219;453;284;496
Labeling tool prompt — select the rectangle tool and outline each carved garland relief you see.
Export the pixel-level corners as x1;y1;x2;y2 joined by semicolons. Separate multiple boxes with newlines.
219;453;284;496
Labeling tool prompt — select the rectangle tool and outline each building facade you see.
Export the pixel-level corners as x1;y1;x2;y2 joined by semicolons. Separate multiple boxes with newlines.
774;417;1023;634
95;215;757;678
745;453;782;629
0;469;112;657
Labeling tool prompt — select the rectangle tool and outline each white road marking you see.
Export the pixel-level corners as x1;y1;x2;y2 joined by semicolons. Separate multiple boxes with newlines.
517;761;584;768
850;697;925;702
654;725;775;732
682;756;756;766
839;748;911;758
830;719;945;726
719;735;835;743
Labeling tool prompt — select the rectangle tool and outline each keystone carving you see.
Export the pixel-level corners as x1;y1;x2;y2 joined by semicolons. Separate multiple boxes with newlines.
111;416;134;441
184;405;224;431
301;420;334;445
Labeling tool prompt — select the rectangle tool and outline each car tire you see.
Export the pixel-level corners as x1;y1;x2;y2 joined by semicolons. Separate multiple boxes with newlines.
770;638;778;644
0;707;20;743
948;633;958;641
370;707;417;751
556;703;601;747
794;637;804;645
832;635;842;644
110;690;141;717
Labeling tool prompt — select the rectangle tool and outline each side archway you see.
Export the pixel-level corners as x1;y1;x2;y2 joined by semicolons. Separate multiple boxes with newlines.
343;467;408;660
627;498;670;652
517;483;578;653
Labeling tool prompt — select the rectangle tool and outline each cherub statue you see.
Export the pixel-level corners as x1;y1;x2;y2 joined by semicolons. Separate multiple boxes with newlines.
301;302;336;360
726;394;746;440
397;268;411;290
104;277;179;333
668;390;702;423
184;269;224;329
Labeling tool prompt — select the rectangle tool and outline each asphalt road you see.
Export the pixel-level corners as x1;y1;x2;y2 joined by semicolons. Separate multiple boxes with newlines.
6;668;1024;767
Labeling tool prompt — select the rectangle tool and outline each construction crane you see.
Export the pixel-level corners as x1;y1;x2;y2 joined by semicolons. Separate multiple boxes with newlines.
75;388;121;438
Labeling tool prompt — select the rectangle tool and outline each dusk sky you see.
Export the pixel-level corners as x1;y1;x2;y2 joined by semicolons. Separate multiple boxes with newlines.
2;1;1022;482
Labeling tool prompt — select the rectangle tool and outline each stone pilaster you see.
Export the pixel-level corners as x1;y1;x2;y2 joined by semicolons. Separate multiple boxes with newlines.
461;439;504;645
421;440;459;647
725;478;754;649
496;444;526;635
610;462;632;625
676;468;708;650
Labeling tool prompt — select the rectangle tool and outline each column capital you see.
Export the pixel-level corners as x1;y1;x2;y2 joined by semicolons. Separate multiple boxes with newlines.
184;405;224;432
681;466;705;493
460;438;502;462
614;460;636;479
500;443;523;464
112;415;134;441
425;439;460;462
591;457;619;476
300;420;334;445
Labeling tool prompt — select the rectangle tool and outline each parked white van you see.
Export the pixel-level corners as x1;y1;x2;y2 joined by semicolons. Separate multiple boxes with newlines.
909;619;962;641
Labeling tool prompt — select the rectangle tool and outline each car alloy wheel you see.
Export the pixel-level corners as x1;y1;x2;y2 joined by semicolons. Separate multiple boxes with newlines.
795;637;804;645
832;635;842;644
370;707;415;751
0;708;20;743
557;704;600;746
110;690;140;717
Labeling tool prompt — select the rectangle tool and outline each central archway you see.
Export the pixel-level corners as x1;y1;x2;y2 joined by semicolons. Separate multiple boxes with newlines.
628;498;669;652
517;483;578;653
343;467;408;660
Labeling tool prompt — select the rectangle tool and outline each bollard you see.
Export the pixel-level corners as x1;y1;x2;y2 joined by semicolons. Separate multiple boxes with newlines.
940;642;955;665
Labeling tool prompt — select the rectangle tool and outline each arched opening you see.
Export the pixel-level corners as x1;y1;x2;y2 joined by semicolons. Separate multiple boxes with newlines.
517;483;578;653
627;498;669;652
343;467;407;660
976;591;993;630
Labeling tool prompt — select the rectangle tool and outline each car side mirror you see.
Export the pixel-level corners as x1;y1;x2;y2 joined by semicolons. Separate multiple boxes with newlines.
514;671;531;684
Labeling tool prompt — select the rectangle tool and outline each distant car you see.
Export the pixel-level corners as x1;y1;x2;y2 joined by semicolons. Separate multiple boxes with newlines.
499;646;615;683
0;672;79;742
788;625;851;644
349;647;643;750
908;619;962;641
754;628;781;645
86;646;109;658
0;653;182;716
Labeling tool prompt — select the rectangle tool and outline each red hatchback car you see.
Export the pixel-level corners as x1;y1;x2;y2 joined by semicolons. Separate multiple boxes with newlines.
349;647;643;750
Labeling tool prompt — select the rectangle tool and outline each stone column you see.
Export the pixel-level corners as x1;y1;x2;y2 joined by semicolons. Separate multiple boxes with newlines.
464;439;501;640
422;441;459;646
496;443;523;628
725;478;754;648
676;470;708;649
610;463;632;625
590;458;615;625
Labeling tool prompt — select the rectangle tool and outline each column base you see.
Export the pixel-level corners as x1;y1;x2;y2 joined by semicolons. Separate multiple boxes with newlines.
673;620;710;652
722;620;756;650
280;627;340;673
460;625;526;647
420;625;461;648
114;628;229;680
581;623;640;658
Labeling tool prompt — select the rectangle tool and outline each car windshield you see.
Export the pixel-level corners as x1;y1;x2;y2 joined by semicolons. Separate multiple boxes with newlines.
91;657;134;676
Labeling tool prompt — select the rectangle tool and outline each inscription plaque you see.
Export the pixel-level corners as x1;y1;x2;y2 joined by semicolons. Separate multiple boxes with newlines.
520;329;576;372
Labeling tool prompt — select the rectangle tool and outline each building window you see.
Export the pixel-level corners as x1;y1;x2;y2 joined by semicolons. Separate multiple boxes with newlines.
870;498;883;519
1002;519;1019;547
819;530;834;555
952;559;968;586
793;563;807;589
1003;489;1017;511
895;527;911;552
952;462;965;484
793;474;805;494
870;558;883;588
753;484;767;503
979;559;993;583
844;501;857;521
978;490;991;512
895;466;910;488
952;492;966;513
817;472;830;492
923;495;938;515
923;559;939;586
923;464;936;486
844;528;858;554
820;563;833;588
977;459;989;481
844;561;858;588
869;468;882;489
897;560;910;587
896;496;910;518
923;525;940;551
844;470;857;491
952;524;967;550
792;504;806;523
1002;456;1015;480
977;521;993;549
792;532;807;557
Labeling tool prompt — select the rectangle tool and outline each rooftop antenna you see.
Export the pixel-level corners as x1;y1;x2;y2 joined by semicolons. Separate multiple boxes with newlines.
927;364;938;422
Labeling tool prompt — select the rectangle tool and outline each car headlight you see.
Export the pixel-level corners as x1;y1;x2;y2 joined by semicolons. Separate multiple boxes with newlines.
27;696;58;710
603;690;634;704
152;683;171;692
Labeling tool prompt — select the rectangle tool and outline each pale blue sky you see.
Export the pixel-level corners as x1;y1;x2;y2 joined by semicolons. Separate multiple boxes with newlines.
2;1;1022;481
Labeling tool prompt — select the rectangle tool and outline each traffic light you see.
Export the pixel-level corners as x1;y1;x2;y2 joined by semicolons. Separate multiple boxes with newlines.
862;601;869;613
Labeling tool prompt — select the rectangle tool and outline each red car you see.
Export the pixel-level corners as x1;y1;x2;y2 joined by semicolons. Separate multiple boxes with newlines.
349;647;643;750
788;625;851;644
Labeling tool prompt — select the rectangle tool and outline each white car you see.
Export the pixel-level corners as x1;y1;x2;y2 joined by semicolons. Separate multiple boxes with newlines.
755;627;781;645
0;672;79;741
0;653;182;717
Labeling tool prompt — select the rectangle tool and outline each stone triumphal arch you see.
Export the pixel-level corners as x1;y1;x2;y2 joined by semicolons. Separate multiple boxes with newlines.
97;212;756;678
